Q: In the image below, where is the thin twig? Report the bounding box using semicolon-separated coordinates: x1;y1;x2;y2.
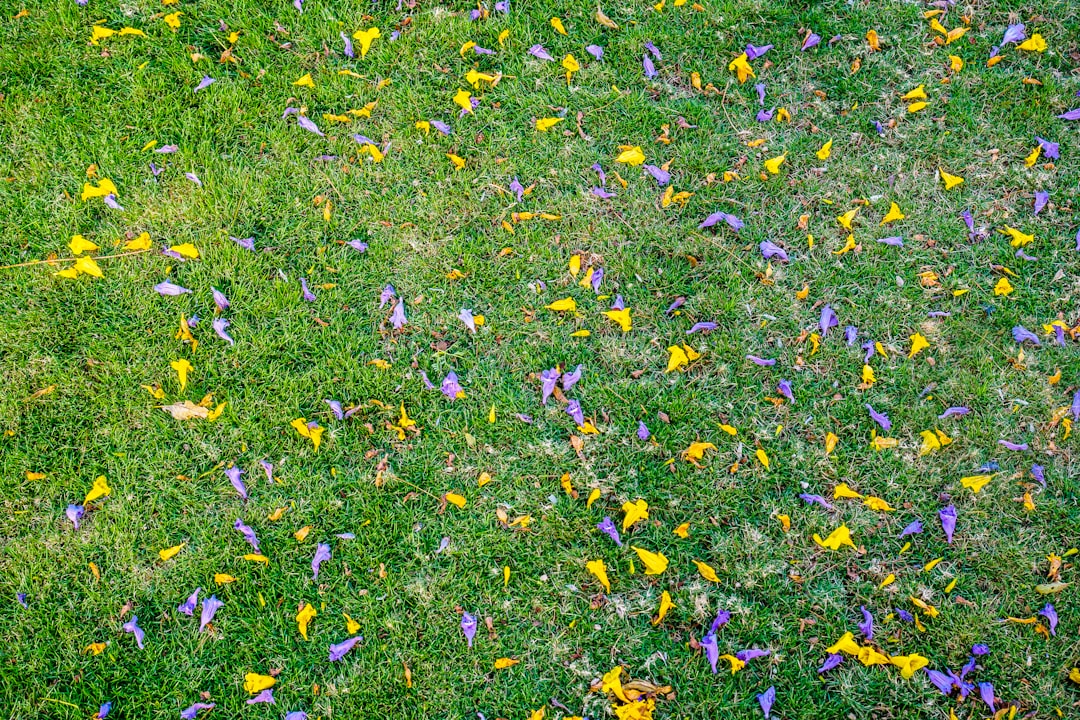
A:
0;249;150;271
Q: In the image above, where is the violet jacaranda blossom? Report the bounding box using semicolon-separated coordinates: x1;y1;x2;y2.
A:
876;236;903;247
801;32;821;50
636;421;650;440
666;297;685;314
643;164;670;185
644;40;661;59
960;655;977;679
591;187;614;199
103;194;124;210
844;326;858;345
122;615;144;649
865;404;892;431
1012;325;1041;345
95;702;111;719
1034;191;1049;215
900;519;923;538
379;284;396;308
16;593;27;608
508;177;524;201
998;439;1028;451
328;635;362;661
858;606;874;639
940;505;957;544
149;161;165;177
259;460;273;485
710;609;731;633
66;504;84;530
746;43;772;60
1001;23;1026;45
972;643;990;656
1035;136;1059;159
184;172;202;187
643;54;657;78
230;235;254;251
540;368;560;404
757;686;776;719
978;682;995;711
586;44;603;60
760;240;788;262
390;299;407;329
755;83;766;105
699;211;744;231
701;631;719;673
226;467;247;500
737;649;770;663
178;588;199;615
1058;108;1080;121
155;145;178;154
210;287;229;312
597;516;622;546
799;494;834;510
939;406;970;419
1039;603;1058;635
819;304;838;336
566;399;585;427
562;364;583;391
747;355;775;366
461;612;477;647
297;115;324;136
925;668;954;695
1031;463;1045;486
527;44;553;61
1074;389;1080;421
212;318;234;346
325;399;344;420
435;537;450;554
441;371;464;400
300;278;317;302
861;340;875;364
199;595;223;632
194;76;215;92
419;370;435;390
312;543;331;580
346;238;368;253
777;380;794;404
591;267;604;292
340;32;355;58
688;322;717;334
234;519;259;551
895;608;914;622
458;308;477;333
180;703;215;720
154;281;191;296
247;689;275;705
818;654;843;673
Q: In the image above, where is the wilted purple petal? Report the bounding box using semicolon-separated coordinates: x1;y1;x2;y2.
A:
978;682;995;710
777;379;794;404
95;702;111;719
757;686;775;719
390;298;407;329
209;287;229;312
562;364;583;391
458;308;477;333
230;235;255;251
760;240;788;261
461;612;477;647
756;108;775;123
699;211;744;232
972;643;990;656
597;516;622;546
233;518;259;551
591;186;614;199
246;689;275;705
701;632;719;673
199;595;223;632
586;44;603;60
895;608;914;622
101;193;124;210
644;41;661;60
818;654;843;673
566;399;585;427
1012;325;1041;345
858;606;874;639
755;83;766;105
802;32;821;50
819;305;838;336
260;460;273;484
925;668;954;695
226;467;247;500
1058;108;1080;121
340;32;355;58
1001;23;1025;45
643;55;656;78
180;704;215;720
1039;603;1058;635
312;543;331;580
328;635;362;661
509;177;524;201
998;439;1029;451
1034;191;1049;215
862;340;875;363
799;493;834;510
710;609;731;633
441;371;465;400
300;278;316;302
736;648;770;662
865;404;891;430
636;421;650;441
325;399;343;420
297;115;325;136
379;284;396;308
940;505;956;544
939;406;970;419
528;44;553;61
844;326;858;345
66;504;84;530
155;144;178;154
591;267;604;293
875;235;903;247
873;120;885;135
122;615;144;649
431;120;452;135
1031;463;1045;486
540;368;560;404
643;164;670;186
211;317;233;345
184;172;202;187
591;164;606;185
745;43;772;60
178;588;199;616
899;519;923;538
194;76;215;92
1035;136;1059;159
149;161;164;177
687;322;717;334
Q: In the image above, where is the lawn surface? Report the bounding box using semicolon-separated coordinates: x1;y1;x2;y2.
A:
1;0;1079;718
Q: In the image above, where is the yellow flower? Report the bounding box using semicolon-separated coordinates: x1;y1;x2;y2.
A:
84;475;111;504
602;307;632;332
863;496;894;512
960;474;993;493
494;657;519;669
652;591;674;625
1017;33;1047;52
546;297;577;312
693;560;720;582
293;73;315;88
833;483;862;499
939;168;964;190
170;359;193;390
550;17;567;35
352;27;381;57
813;524;855;551
727;53;755;83
622;499;649;531
994;277;1014;296
682;442;716;461
535;117;563;132
586;559;611;592
836;208;859;229
763;154;786;174
446;153;466;170
1000;226;1034;247
908;332;929;358
243;673;275;694
163;12;182;30
901;84;927;100
615;146;645;165
632;546;669;575
826;632;861;655
169;243;199;259
69;234;99;255
880;202;905;225
452;88;473;114
81;178;118;201
158;543;185;561
816;139;832;160
123;232;152;251
296;603;317;640
719;654;745;674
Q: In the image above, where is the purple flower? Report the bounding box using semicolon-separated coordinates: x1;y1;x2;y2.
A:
210;287;229;312
458;307;477;333
876;236;903;247
199;595;223;632
230;235;255;251
591;267;604;292
226;467;247;500
756;108;774;123
643;164;670;185
155;145;178;154
150;161;164;177
590;187;613;201
312;543;331;580
644;41;661;60
1012;325;1041;345
586;44;603;60
818;654;843;673
760;240;788;262
562;364;583;391
184;172;202;187
212;317;233;345
802;32;821;51
597;516;623;546
426;119;451;137
328;635;362;661
757;686;775;719
346;238;368;253
699;211;743;232
972;643;990;656
325;399;343;420
745;43;772;60
643;54;656;78
461;612;477;647
865;404;891;431
899;519;923;538
1058;108;1080;121
701;632;719;673
1074;389;1080;421
873;120;885;135
1034;191;1049;215
710;608;731;633
300;278;316;302
379;284;396;308
247;689;275;705
1035;137;1059;159
260;460;273;484
819;305;838;337
122;615;144;649
103;194;124;210
1039;603;1058;635
233;519;259;551
746;355;775;366
95;702;112;719
636;421;650;441
540;368;560;404
178;588;200;616
66;504;84;530
297;115;325;136
566;399;584;427
154;282;191;296
895;608;914;623
844;326;858;345
181;704;215;720
800;493;834;510
978;682;995;710
194;76;215;92
755;83;766;105
939;406;969;419
440;371;464;400
925;668;954;695
940;505;956;544
777;379;794;404
1031;463;1045;486
390;299;407;329
495;0;508;11
858;606;873;639
998;439;1028;451
528;44;553;61
737;648;770;662
688;322;717;334
340;32;355;58
1001;23;1026;45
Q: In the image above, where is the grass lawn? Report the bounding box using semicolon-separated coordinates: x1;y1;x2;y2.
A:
1;0;1079;717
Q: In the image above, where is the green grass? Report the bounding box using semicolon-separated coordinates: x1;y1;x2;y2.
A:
1;0;1079;718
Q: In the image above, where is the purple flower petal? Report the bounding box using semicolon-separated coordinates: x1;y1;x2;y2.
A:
756;108;775;123
340;32;354;58
540;368;560;404
458;307;477;333
687;322;717;334
745;43;773;60
390;298;407;329
755;83;766;105
1034;190;1049;215
181;703;215;720
102;194;124;211
226;467;247;500
998;439;1029;451
211;287;229;312
757;686;775;719
636;421;650;441
527;44;553;61
297;115;325;136
875;236;903;247
300;278;316;302
736;648;770;662
972;643;990;656
379;284;396;308
818;654;843;673
246;689;275;705
938;406;970;419
597;516;623;546
346;238;368;252
233;518;259;551
1031;463;1045;486
819;305;838;337
586;44;603;60
1036;136;1059;159
440;371;464;400
939;505;956;544
844;326;858;345
461;612;477;647
194;76;215;92
701;632;719;673
1001;23;1026;45
122;615;144;649
899;519;923;538
699;211;744;232
230;235;255;251
643;54;656;78
562;364;583;391
212;317;233;345
199;595;223;632
66;504;84;530
184;172;202;187
509;177;524;201
802;32;821;51
178;588;199;616
777;379;794;404
312;543;331;580
865;404;891;431
566;399;585;427
1058;108;1080;121
328;635;362;661
979;682;995;711
710;609;731;633
799;493;834;510
260;460;273;484
760;240;788;261
858;606;874;640
643;164;670;186
1012;325;1041;345
154;281;191;296
431;120;452;135
592;187;613;201
1039;603;1058;635
925;668;954;695
644;41;661;60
